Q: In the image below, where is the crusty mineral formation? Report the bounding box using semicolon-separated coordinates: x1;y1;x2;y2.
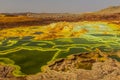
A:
0;64;26;80
47;51;108;72
0;53;120;80
27;59;120;80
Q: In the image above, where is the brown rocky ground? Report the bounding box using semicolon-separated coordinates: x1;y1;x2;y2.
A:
0;51;120;80
47;51;108;72
27;59;120;80
0;58;120;80
0;64;26;80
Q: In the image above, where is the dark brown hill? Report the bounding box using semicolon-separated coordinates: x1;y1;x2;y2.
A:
96;6;120;14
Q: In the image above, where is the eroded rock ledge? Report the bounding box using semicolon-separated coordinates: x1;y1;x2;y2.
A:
0;51;120;80
0;64;26;80
46;51;108;72
27;59;120;80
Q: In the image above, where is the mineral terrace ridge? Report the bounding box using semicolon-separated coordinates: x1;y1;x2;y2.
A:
0;6;120;80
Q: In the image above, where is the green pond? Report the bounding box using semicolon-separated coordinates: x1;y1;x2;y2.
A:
0;22;120;75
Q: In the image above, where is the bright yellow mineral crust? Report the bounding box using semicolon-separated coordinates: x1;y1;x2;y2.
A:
0;21;119;41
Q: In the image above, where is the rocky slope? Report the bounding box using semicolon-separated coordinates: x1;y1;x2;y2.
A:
96;6;120;14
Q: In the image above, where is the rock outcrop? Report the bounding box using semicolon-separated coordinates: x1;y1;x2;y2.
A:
0;64;26;80
0;59;120;80
47;51;108;72
27;59;120;80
